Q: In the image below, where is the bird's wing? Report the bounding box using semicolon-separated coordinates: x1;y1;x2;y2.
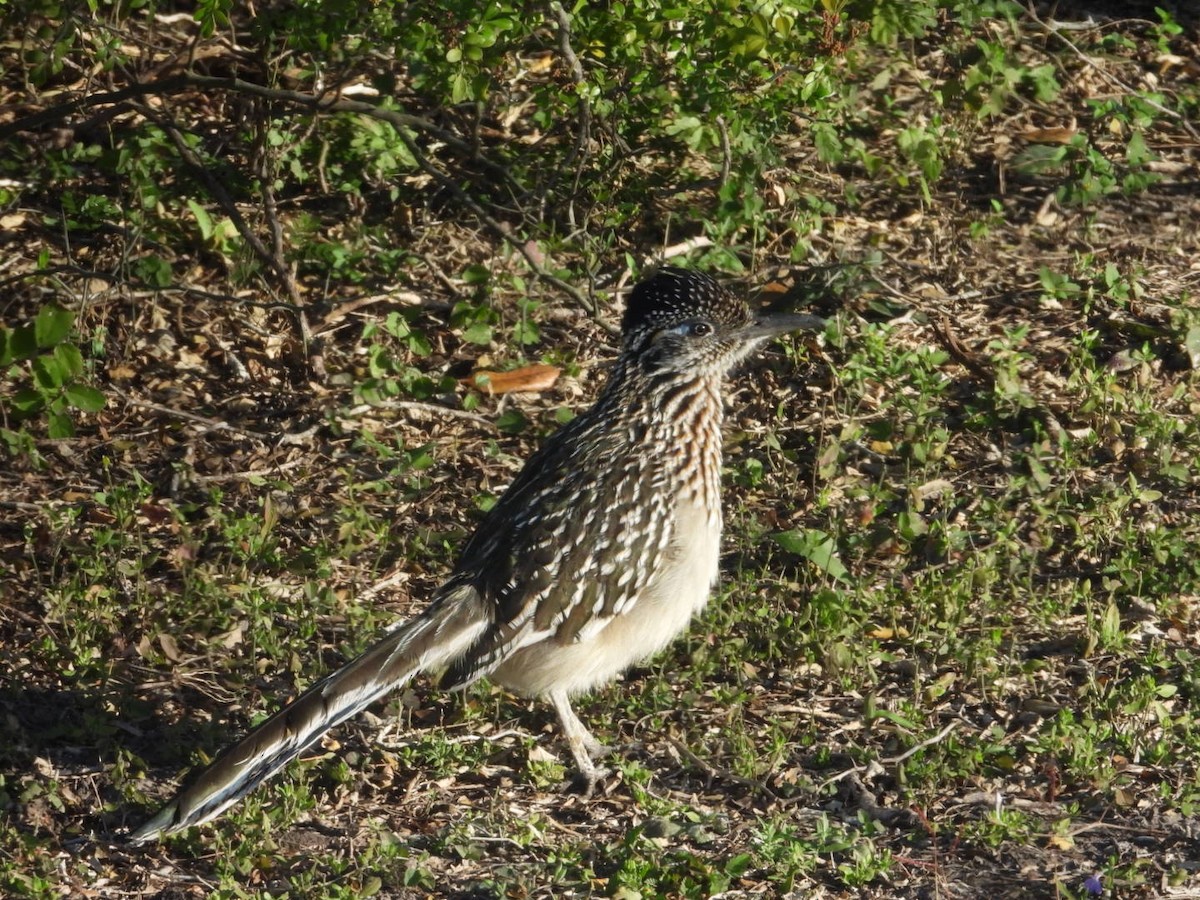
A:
440;421;674;690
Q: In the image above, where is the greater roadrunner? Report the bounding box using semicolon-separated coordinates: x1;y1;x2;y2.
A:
130;267;824;842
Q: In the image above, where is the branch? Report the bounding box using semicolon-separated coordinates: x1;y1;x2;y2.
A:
0;73;513;182
5;69;604;323
549;1;592;228
1023;3;1197;138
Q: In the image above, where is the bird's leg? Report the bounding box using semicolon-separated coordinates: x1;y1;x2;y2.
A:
549;689;611;796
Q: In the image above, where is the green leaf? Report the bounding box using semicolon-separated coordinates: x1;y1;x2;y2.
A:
1183;324;1200;370
64;384;106;412
461;264;491;285
8;325;36;362
134;254;173;288
33;355;65;390
726;853;753;877
773;529;849;581
462;322;493;345
35;306;73;349
10;387;44;414
188;198;215;240
53;343;85;378
1125;130;1151;166
47;411;74;439
496;407;527;434
813;122;842;164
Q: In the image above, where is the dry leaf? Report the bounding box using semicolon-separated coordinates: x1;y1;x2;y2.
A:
469;364;561;395
528;745;558;764
158;632;182;662
1021;126;1077;144
218;623;244;649
525;53;554;74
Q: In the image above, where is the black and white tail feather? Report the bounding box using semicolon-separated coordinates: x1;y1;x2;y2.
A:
129;586;488;843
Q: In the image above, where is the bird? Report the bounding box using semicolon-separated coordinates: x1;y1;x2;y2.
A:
128;266;824;843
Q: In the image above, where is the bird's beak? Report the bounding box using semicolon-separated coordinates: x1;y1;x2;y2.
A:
734;312;826;343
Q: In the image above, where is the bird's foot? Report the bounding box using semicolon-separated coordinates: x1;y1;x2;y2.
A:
569;761;613;799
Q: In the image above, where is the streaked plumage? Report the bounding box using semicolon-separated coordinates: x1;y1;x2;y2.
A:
129;267;823;843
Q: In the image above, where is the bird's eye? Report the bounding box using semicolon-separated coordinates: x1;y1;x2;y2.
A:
663;320;713;339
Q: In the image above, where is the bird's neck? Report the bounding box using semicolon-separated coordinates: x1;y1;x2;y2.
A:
600;364;726;518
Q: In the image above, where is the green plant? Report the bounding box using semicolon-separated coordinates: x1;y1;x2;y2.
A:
0;305;104;443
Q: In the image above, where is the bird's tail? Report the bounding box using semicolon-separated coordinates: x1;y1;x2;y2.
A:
128;585;487;843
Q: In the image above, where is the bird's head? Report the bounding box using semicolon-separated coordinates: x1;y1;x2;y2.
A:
621;267;824;379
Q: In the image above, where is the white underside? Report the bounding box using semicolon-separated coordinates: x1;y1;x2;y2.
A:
492;494;721;698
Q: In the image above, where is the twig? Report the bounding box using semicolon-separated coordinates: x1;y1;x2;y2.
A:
1023;3;1197;138
340;401;493;429
256;123;326;377
5;69;603;325
550;2;592;229
0;73;512;180
354;570;412;607
818;720;961;792
135;99;327;376
386;118;608;325
189;457;309;485
881;720;960;766
133;104;283;285
668;737;782;802
716;115;731;188
113;388;274;441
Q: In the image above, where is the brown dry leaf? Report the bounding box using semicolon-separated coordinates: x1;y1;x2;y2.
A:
1021;126;1077;144
469;364;561;395
217;623;244;649
1035;194;1059;227
867;625;911;640
1;212;26;229
524;52;554;74
913;478;955;501
158;632;183;663
527;744;558;764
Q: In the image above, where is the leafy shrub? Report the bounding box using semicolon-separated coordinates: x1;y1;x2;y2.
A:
0;305;104;444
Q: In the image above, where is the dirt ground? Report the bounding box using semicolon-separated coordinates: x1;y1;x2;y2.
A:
2;2;1200;898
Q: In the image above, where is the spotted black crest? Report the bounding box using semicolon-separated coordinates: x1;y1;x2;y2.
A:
621;267;750;344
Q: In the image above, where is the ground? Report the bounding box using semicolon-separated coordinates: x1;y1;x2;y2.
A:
1;2;1199;898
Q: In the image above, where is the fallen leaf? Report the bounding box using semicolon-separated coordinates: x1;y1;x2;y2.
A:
158;632;182;662
1021;126;1077;144
469;364;561;395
